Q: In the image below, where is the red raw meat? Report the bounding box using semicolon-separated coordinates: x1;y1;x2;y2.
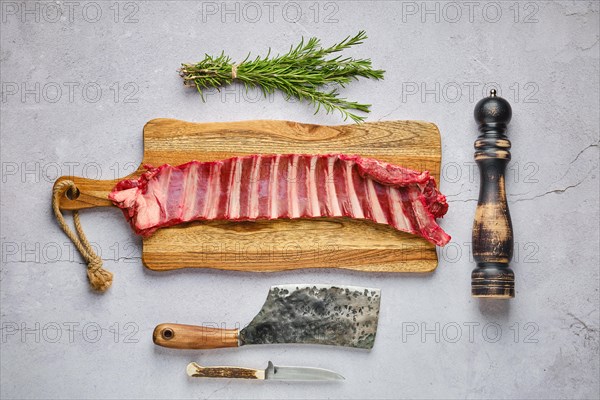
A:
109;154;451;246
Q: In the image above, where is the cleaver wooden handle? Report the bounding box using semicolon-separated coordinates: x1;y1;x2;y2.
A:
153;323;240;349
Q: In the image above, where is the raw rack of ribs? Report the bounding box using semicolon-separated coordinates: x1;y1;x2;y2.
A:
109;154;451;246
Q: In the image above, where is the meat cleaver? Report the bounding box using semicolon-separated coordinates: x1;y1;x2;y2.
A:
153;284;381;350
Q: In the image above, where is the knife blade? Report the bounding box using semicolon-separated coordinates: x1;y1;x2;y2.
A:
154;284;381;350
186;361;344;381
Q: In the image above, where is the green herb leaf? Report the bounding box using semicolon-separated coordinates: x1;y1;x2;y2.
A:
180;31;384;123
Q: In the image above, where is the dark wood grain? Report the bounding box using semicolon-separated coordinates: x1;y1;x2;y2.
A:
471;91;515;298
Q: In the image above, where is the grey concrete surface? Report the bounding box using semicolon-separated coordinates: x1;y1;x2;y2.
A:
1;1;598;399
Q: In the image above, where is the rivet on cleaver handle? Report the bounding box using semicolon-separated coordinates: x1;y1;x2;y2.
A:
153;284;381;350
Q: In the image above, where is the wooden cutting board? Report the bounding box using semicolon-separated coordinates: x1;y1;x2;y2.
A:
54;118;442;273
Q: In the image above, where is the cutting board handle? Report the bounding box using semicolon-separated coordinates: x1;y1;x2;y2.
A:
53;176;121;210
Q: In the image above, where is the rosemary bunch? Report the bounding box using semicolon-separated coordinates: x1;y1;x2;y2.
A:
180;31;385;123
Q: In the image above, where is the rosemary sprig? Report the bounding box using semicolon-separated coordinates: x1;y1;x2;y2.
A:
180;31;385;123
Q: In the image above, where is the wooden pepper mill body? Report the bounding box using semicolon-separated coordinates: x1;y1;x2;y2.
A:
471;89;514;298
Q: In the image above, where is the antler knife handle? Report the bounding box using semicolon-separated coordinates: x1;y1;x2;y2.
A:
471;89;514;298
186;362;264;379
153;323;240;349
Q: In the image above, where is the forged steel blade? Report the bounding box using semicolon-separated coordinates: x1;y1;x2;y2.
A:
265;361;345;381
239;284;381;349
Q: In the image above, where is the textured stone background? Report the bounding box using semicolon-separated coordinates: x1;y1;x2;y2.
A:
1;1;598;399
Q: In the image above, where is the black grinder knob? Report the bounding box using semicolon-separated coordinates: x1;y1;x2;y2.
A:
471;89;515;298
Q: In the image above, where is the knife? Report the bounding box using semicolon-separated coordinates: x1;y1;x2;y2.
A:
154;284;381;350
186;361;344;381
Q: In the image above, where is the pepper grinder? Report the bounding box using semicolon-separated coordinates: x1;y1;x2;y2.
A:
471;89;514;298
